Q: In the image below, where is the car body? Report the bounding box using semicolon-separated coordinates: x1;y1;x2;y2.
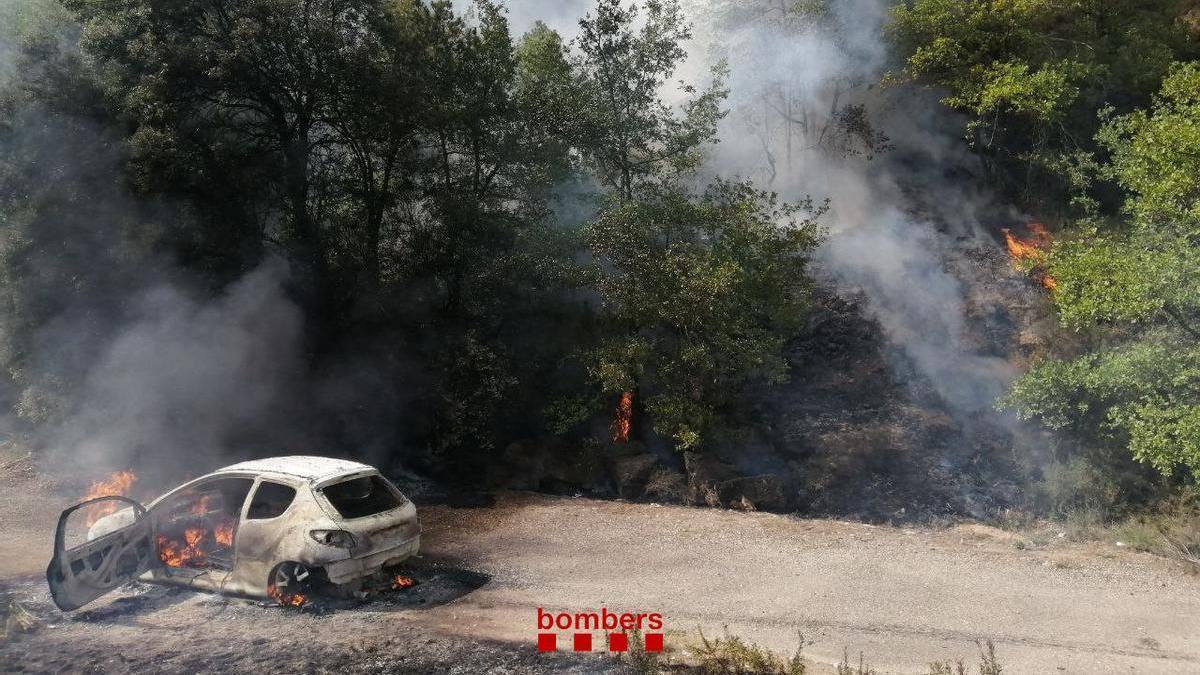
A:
47;456;420;611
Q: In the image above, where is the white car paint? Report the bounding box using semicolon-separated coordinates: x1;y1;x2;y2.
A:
48;456;420;611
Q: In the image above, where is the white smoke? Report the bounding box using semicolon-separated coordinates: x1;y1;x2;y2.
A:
486;0;1019;413
682;0;1018;414
46;261;308;479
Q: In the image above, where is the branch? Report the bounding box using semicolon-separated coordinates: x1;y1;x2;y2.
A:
1164;303;1200;341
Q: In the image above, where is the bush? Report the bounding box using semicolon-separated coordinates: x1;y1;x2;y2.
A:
688;627;806;675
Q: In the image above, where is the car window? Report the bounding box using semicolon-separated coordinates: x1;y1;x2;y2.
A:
158;477;252;522
154;477;251;570
321;475;403;519
247;481;297;520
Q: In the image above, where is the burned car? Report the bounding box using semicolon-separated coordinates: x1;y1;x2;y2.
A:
47;456;420;611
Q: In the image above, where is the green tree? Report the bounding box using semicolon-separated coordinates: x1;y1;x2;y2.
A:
573;0;728;200
1004;63;1200;478
583;181;822;450
383;2;580;457
63;0;407;315
0;14;165;428
888;0;1198;207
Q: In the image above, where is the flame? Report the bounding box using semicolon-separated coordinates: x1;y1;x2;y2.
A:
612;391;634;442
392;575;416;590
267;583;308;607
81;470;138;527
157;518;236;568
214;522;235;547
1002;223;1057;291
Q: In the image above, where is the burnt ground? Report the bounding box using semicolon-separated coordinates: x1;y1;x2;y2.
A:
4;451;1200;674
478;241;1059;525
1;559;615;674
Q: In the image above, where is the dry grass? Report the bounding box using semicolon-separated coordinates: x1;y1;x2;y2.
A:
1;598;39;641
1111;511;1200;572
687;627;806;675
835;649;877;675
617;628;665;675
928;640;1003;675
626;628;1004;675
991;488;1200;573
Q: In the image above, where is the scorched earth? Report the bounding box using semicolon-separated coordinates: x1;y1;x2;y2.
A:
3;450;1200;674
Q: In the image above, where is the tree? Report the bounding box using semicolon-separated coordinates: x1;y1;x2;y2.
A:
888;0;1199;207
382;2;581;457
706;0;891;183
583;181;822;450
64;0;402;317
1004;63;1200;479
573;0;728;200
0;14;166;429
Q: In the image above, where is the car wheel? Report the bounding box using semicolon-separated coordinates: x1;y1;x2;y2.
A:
268;561;313;604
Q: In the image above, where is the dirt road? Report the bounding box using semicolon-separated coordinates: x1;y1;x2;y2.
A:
3;454;1199;673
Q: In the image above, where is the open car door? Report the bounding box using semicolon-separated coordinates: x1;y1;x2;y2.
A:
46;496;155;611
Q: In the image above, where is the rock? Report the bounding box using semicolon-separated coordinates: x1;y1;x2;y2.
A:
488;439;605;492
717;474;790;512
606;443;660;499
642;468;689;503
683;451;739;485
683;451;739;507
540;442;603;489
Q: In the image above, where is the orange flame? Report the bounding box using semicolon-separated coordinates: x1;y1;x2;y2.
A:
392;575;416;590
1002;223;1057;291
214;522;235;548
267;583;308;607
612;391;634;443
81;470;138;527
156;516;236;568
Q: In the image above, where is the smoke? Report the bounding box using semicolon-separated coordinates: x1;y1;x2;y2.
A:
681;0;1021;415
3;0;1034;496
454;0;593;36
0;4;423;487
44;261;307;480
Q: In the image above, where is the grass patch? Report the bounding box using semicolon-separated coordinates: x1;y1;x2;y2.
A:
928;640;1003;675
835;648;876;675
1110;511;1200;572
988;487;1200;572
616;628;664;675
626;627;1004;675
687;627;806;675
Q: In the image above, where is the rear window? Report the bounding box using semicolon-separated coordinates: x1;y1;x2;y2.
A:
321;475;403;519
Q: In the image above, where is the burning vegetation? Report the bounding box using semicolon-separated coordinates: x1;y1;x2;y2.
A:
612;391;634;443
1002;223;1057;291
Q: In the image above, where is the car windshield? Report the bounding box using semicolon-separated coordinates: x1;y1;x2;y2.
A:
320;474;403;519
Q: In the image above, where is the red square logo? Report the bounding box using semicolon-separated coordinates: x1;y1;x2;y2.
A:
608;632;628;652
645;633;664;652
537;633;556;652
573;632;592;652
